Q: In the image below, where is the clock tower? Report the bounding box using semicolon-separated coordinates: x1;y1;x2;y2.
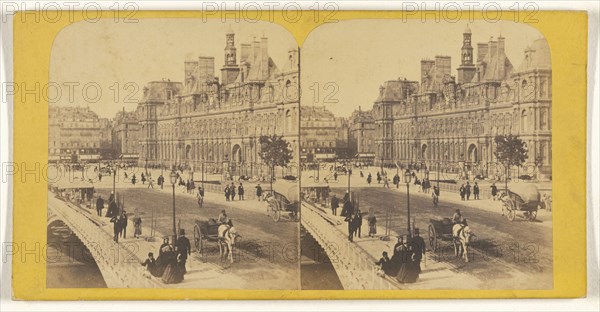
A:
457;24;476;84
221;27;240;85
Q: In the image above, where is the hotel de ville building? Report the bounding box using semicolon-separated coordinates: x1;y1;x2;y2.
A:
372;25;552;180
136;30;300;178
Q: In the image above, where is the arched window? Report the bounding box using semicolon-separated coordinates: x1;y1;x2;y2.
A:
521;109;528;132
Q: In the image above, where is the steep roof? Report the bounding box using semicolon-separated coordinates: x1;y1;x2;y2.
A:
516;38;551;72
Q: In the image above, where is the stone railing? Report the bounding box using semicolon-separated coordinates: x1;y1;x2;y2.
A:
301;203;399;290
48;196;161;288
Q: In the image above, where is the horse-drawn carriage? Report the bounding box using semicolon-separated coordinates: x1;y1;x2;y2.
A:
501;184;541;222
427;218;455;253
192;218;240;263
192;218;219;258
428;217;477;262
266;181;299;222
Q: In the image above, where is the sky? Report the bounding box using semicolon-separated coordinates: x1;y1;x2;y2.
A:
50;19;297;118
300;19;545;118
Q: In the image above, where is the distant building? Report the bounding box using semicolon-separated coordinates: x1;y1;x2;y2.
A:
49;106;112;162
111;108;140;163
299;106;353;161
300;106;338;162
372;25;552;180
136;31;299;178
348;107;376;164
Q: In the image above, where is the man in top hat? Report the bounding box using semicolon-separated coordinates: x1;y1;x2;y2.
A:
175;229;191;274
410;228;426;265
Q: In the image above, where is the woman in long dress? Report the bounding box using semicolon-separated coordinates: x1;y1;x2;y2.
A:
161;252;184;284
395;238;420;283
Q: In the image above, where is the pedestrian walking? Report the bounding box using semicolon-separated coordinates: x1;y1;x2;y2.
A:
367;173;372;185
383;175;390;188
158;174;164;189
95;195;104;216
224;185;230;201
459;184;466;201
148;177;155;189
393;174;399;188
473;182;480;200
133;216;142;238
196;186;204;208
98;172;102;182
175;229;191;275
256;184;263;201
141;173;146;185
330;194;339;216
119;211;128;239
238;183;244;200
377;172;382;184
368;208;377;238
465;182;472;200
490;183;498;200
230;182;236;201
334;172;338;181
132;174;137;185
110;214;122;242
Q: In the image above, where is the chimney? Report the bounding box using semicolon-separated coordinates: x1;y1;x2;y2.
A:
420;59;435;85
477;43;488;62
261;36;269;80
497;35;505;55
252;38;260;64
434;55;451;90
240;43;251;62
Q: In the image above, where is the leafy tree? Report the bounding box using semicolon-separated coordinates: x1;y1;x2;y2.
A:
494;134;528;191
258;135;293;191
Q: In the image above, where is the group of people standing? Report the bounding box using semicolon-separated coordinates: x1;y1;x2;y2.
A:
224;182;245;201
375;229;426;284
459;181;480;200
330;192;377;242
140;229;191;284
95;192;137;243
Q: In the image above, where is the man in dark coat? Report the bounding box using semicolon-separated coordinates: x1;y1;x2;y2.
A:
236;183;243;200
410;228;426;272
119;211;128;239
95;196;104;216
110;214;122;242
473;182;480;200
465;182;472;200
256;184;263;201
175;229;191;274
340;197;352;219
330;194;340;216
106;199;118;218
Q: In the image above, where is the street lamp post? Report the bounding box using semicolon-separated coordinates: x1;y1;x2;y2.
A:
437;161;440;190
169;171;178;245
403;169;413;238
347;162;351;195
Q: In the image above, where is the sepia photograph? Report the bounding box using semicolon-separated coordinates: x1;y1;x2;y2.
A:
46;19;300;289
299;20;553;290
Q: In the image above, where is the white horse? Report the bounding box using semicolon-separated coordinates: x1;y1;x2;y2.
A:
218;225;241;263
452;223;476;262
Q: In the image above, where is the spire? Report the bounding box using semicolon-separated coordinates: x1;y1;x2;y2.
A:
464;23;471;34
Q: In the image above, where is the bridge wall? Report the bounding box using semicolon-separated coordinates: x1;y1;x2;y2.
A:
301;203;398;290
48;196;161;288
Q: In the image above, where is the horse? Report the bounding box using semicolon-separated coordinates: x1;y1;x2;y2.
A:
452;223;476;262
218;224;241;263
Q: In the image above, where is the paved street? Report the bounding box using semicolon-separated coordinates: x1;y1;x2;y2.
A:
94;186;299;289
327;186;553;289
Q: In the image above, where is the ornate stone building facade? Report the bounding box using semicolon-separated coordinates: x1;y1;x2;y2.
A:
49;106;112;162
373;26;552;179
348;107;376;164
111;109;140;163
300;106;339;161
137;31;299;178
